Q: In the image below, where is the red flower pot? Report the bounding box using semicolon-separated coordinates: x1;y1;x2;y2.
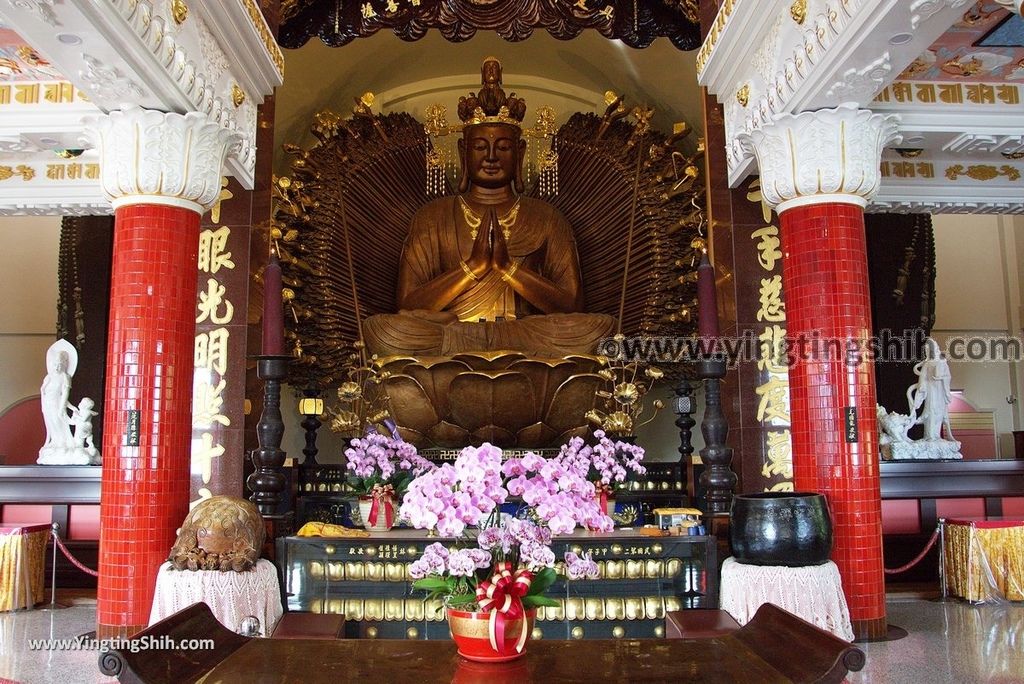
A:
447;607;536;663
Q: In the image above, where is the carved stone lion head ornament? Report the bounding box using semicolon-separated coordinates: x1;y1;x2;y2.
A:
168;496;265;572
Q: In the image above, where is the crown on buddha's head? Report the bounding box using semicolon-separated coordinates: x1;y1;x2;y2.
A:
456;57;527;128
423;57;559;196
425;58;555;140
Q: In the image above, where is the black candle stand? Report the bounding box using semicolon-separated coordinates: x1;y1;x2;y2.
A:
247;354;291;516
696;356;737;516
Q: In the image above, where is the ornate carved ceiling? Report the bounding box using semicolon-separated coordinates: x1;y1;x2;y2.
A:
900;5;1024;82
872;2;1024;214
0;0;282;215
698;0;1024;214
278;0;700;50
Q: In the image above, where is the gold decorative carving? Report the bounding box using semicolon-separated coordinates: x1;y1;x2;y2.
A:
570;626;584;639
232;84;245;108
240;0;284;77
696;0;737;74
170;0;188;24
364;599;385;621
612;625;625;638
790;0;807;24
1002;151;1024;160
895;149;923;158
736;84;750;107
386;599;405;621
406;601;425;621
624;597;645;620
0;165;35;181
945;164;1021;182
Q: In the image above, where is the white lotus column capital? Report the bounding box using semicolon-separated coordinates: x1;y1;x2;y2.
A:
738;103;902;213
83;106;241;213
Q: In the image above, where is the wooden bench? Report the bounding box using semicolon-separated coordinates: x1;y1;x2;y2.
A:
271;612;346;639
665;608;740;639
101;602;866;683
717;603;865;683
98;602;248;684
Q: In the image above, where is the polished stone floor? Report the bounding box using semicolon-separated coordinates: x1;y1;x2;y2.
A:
0;591;1021;682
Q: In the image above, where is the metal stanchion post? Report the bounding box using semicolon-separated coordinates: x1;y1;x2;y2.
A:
40;522;69;610
938;517;949;601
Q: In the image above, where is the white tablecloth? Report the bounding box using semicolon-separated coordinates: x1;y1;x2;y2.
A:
720;557;854;641
149;559;283;636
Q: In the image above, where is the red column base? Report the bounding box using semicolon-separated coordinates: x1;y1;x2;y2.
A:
853;616;890;641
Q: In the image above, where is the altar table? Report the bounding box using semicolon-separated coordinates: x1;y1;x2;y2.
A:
719;557;854;641
277;529;717;639
0;523;49;611
943;517;1024;602
148;559;283;636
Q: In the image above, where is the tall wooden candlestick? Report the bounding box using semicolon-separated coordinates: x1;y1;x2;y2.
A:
262;250;285;356
697;358;736;515
248;356;289;517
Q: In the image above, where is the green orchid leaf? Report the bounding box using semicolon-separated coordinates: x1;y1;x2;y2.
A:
447;594;477;607
527;567;557;596
412;577;450;592
521;595;560;608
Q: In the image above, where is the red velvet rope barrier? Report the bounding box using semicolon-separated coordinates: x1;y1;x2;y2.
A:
883;527;940;575
52;532;99;577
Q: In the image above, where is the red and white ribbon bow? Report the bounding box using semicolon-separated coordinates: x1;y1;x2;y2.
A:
367;483;395;528
475;562;534;655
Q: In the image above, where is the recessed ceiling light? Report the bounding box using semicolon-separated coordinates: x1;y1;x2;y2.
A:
889;33;913;45
56;33;81;45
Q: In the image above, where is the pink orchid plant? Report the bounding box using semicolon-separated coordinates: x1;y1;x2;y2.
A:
562;430;647;486
400;440;633;612
343;432;435;496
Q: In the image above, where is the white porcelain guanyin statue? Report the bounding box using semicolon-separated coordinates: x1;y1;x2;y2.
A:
880;337;961;461
907;337;954;441
37;339;100;465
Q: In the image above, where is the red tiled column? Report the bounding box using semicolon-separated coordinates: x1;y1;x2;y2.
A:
97;203;200;637
777;201;885;639
740;104;901;640
85;107;239;639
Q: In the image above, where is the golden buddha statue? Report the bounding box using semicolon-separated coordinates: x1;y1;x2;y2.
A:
362;58;616;359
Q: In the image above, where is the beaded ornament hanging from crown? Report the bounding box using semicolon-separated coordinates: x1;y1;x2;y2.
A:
424;57;558;197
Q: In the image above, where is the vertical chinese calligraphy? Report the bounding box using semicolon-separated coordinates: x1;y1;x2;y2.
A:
747;179;793;492
191;219;236;508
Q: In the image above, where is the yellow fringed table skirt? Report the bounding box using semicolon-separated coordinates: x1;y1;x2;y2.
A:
0;524;49;611
943;518;1024;602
